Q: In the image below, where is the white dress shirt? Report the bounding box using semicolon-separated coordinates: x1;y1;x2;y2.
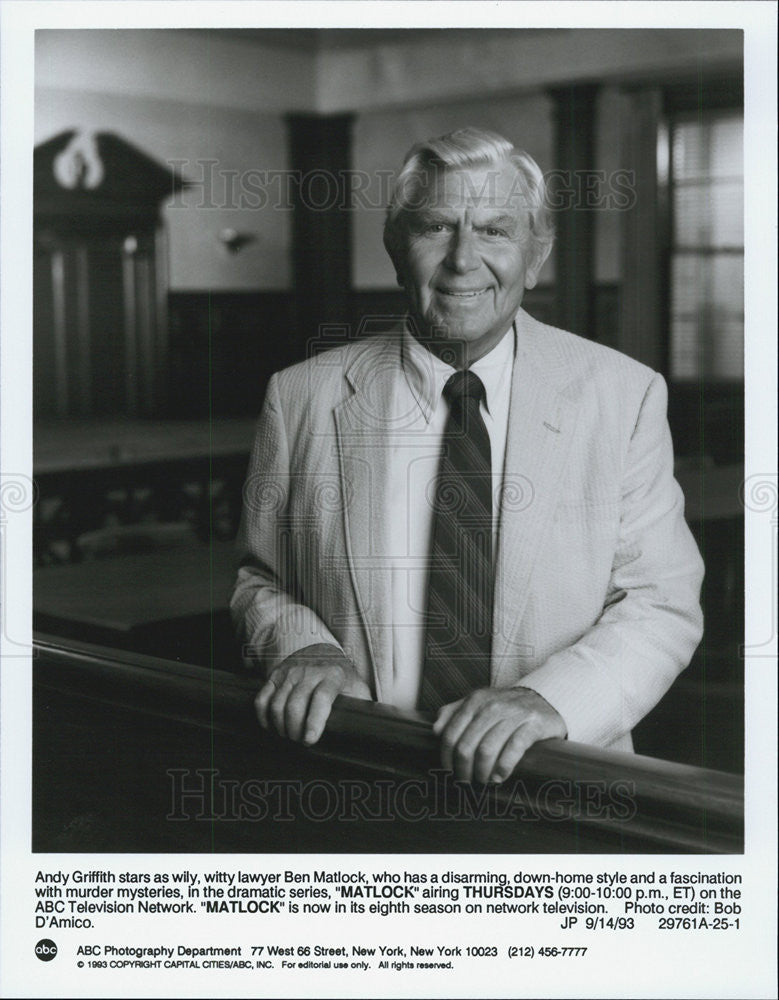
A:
387;324;516;709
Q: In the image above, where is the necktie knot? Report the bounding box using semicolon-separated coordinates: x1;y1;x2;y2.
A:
443;370;485;408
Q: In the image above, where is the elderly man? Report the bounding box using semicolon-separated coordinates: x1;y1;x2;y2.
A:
231;127;704;784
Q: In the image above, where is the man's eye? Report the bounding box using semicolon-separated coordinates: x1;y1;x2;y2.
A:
483;227;506;237
425;223;449;234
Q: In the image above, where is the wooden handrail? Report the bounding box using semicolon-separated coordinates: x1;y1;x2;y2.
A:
33;633;743;853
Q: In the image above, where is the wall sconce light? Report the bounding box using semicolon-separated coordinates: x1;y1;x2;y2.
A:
217;228;257;254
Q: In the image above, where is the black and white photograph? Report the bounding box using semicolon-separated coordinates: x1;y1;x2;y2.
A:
1;3;776;998
28;21;745;853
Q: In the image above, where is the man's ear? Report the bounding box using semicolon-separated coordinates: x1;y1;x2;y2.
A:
524;240;553;291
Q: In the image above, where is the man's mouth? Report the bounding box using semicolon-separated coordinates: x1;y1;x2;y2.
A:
437;287;490;298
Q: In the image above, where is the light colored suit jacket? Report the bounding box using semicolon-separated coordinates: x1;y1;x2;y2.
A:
231;309;704;752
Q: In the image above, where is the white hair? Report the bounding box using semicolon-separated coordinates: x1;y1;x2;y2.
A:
383;126;554;259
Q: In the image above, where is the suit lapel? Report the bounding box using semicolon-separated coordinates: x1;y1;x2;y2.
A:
492;312;580;685
332;336;399;702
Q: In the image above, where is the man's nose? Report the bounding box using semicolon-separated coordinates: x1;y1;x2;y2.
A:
445;227;480;273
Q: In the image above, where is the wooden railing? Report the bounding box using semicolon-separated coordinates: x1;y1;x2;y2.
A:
33;634;743;854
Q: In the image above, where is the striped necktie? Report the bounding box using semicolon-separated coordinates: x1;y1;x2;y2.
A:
419;370;493;711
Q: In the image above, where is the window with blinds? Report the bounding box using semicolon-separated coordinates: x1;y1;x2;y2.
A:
668;113;743;381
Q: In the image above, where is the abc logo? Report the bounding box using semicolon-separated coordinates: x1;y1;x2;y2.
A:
35;939;58;961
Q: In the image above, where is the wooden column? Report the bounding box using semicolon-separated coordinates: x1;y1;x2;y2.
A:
286;114;354;349
549;84;598;338
617;87;665;371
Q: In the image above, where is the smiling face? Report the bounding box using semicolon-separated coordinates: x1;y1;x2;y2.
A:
390;161;551;366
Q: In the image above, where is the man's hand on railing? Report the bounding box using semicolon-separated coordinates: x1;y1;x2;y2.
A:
255;644;371;746
433;686;567;784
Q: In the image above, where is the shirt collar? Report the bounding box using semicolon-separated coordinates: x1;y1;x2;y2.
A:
401;320;516;423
